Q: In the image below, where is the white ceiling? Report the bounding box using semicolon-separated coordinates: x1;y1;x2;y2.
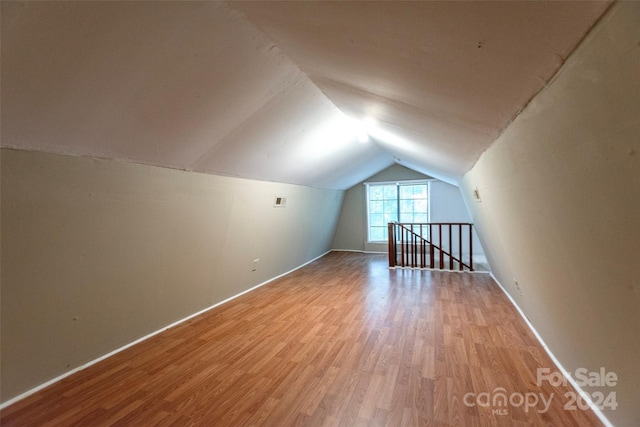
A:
1;1;610;189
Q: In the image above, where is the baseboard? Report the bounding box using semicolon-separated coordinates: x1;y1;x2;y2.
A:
391;266;490;274
0;250;332;410
331;248;387;254
489;272;614;427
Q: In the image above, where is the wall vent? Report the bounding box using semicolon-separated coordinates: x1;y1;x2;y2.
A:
274;196;287;207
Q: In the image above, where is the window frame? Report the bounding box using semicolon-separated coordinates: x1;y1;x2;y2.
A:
364;179;431;243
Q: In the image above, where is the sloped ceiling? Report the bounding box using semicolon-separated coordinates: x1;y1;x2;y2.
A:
1;1;610;189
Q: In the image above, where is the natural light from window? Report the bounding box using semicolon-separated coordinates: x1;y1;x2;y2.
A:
366;181;429;242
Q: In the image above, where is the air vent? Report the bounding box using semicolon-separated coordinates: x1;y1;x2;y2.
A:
274;196;287;207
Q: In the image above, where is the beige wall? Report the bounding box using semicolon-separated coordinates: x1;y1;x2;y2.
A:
460;3;640;426
0;148;343;402
430;179;485;262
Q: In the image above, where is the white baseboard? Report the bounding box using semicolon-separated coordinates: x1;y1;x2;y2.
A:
489;272;614;427
0;250;331;410
391;266;490;274
331;248;387;254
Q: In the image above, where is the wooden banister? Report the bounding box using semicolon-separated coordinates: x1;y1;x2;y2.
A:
388;222;475;271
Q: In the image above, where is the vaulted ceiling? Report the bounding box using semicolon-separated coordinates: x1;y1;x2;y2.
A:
1;1;610;189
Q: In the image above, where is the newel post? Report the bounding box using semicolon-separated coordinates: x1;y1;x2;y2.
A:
388;222;396;268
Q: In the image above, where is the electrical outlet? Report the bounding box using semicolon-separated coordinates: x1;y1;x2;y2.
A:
252;258;259;272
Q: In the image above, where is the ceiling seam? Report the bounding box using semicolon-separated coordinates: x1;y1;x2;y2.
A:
464;0;617;179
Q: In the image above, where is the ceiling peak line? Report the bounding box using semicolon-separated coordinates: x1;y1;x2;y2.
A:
311;75;501;137
187;68;307;169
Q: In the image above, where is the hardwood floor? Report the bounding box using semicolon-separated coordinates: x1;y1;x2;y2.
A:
1;252;603;426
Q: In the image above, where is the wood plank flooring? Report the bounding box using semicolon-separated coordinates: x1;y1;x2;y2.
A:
1;252;603;426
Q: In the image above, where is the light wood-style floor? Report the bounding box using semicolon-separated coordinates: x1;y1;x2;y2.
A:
1;252;602;426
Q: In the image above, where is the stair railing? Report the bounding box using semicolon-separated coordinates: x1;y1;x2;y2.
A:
388;222;474;271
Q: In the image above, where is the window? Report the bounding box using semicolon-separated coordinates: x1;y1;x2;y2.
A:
366;181;429;242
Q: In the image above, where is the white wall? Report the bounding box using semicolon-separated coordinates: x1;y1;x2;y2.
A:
0;148;343;403
460;3;640;425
